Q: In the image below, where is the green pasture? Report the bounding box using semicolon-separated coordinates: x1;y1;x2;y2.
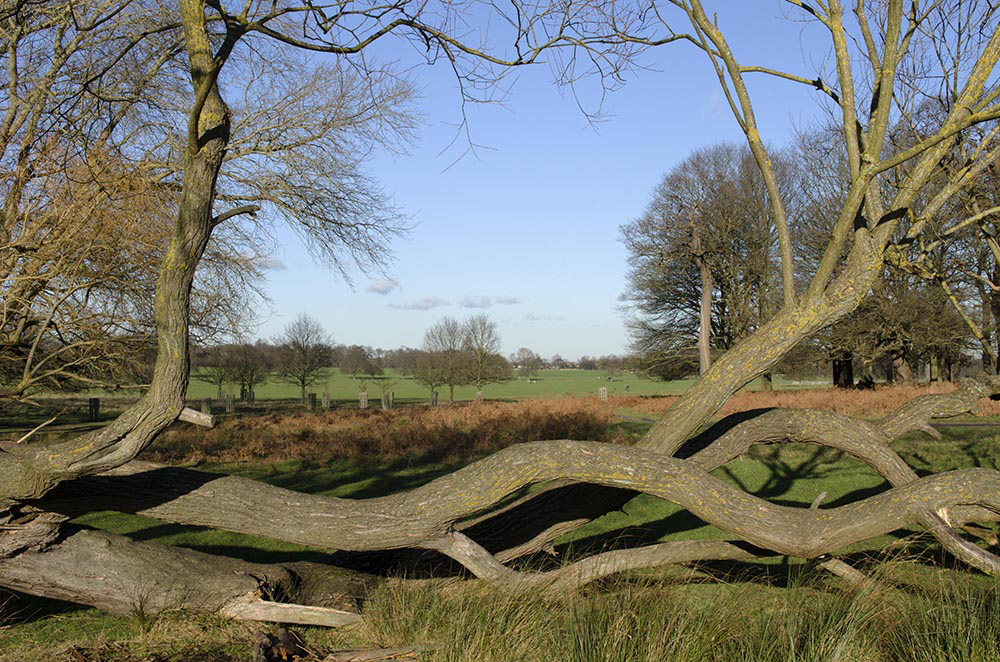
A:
0;369;825;442
184;368;831;403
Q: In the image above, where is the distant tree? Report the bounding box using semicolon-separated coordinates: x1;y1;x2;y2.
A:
423;317;469;403
194;345;234;399
549;354;567;369
598;355;626;381
512;347;543;378
413;350;446;399
275;315;332;403
230;341;273;402
830;282;972;385
340;345;378;379
462;314;513;393
387;347;420;376
621;143;787;379
793;125;974;387
578;356;598;371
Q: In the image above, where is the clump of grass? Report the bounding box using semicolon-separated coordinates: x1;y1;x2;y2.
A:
875;563;1000;662
145;398;626;465
0;605;257;661
6;560;1000;660
356;558;1000;662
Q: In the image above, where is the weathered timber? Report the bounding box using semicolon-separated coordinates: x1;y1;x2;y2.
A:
0;525;294;617
222;598;363;627
179;406;215;427
0;523;375;622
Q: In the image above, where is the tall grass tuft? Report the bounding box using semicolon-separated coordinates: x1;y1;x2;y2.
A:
879;564;1000;662
356;559;1000;662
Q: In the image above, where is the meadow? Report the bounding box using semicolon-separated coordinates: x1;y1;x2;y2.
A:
183;368;828;404
3;384;1000;660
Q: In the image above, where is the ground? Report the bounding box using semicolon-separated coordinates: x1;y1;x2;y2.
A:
2;380;999;660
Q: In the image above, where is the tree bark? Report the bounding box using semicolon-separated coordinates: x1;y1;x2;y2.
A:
893;356;913;383
34;430;1000;572
833;356;854;388
694;254;713;376
0;524;372;622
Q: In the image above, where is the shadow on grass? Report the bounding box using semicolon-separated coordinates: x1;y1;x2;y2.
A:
0;588;88;626
256;458;473;499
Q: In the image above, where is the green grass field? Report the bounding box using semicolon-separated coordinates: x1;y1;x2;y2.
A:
184;368;831;403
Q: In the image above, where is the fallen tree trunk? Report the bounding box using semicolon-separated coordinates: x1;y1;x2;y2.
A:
464;376;1000;562
33;440;1000;570
0;502;374;623
0;523;371;624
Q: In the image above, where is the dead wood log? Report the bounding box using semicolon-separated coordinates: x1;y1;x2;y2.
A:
0;523;373;625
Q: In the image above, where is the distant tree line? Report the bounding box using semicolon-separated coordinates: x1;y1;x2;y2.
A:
192;313;636;403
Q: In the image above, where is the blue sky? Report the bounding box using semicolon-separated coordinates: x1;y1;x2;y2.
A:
253;2;829;360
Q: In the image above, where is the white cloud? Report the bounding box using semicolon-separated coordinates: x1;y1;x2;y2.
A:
459;295;493;309
389;296;448;311
258;256;287;271
495;296;521;305
524;313;565;322
367;278;400;295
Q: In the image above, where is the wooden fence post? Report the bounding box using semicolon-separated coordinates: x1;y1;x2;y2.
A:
599;387;608;401
88;398;100;422
308;393;317;411
225;394;235;413
201;398;212;415
359;392;368;409
322;390;330;410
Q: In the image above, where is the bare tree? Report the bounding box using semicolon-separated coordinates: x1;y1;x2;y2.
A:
339;345;379;379
512;347;543;378
230;341;273;403
413;349;447;400
423;316;469;403
0;2;269;402
622;143;785;380
462;314;512;393
274;315;332;403
193;345;234;399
